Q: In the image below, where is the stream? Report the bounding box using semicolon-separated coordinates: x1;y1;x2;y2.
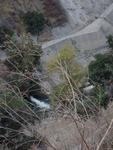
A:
30;96;50;109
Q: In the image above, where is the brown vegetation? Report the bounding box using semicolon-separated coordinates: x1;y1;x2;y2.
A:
0;0;67;34
43;0;67;26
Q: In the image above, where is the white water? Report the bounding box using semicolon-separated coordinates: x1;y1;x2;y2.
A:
30;96;50;109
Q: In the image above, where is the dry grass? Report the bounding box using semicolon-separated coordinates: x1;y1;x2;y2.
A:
21;53;113;150
22;102;113;150
0;34;113;150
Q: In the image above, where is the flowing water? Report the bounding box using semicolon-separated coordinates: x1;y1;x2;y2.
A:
30;96;50;109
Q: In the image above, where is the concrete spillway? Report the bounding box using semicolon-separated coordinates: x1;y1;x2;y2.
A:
41;2;113;66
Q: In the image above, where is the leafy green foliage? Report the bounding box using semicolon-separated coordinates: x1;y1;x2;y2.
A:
0;26;14;46
107;34;113;50
47;45;75;71
48;45;87;107
89;37;113;108
22;11;46;35
48;45;86;86
89;53;113;108
89;54;113;84
5;34;42;73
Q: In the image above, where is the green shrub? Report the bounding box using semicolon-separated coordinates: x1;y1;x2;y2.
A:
22;11;46;35
47;45;86;87
5;34;42;73
89;54;113;84
107;34;113;50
